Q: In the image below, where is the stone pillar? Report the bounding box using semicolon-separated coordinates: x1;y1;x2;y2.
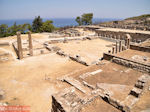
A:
112;35;114;39
110;34;112;39
115;41;118;53
28;31;33;56
126;34;131;49
112;47;115;54
119;41;122;52
17;32;23;59
122;45;127;51
118;35;120;40
127;38;129;49
122;45;124;51
114;35;116;40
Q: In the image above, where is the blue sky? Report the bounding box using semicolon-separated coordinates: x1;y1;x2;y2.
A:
0;0;150;20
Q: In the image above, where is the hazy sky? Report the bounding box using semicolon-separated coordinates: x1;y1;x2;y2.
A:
0;0;150;20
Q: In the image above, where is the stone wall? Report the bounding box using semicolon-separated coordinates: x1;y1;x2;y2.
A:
112;57;150;73
103;53;150;73
99;23;150;31
130;45;150;52
96;30;150;42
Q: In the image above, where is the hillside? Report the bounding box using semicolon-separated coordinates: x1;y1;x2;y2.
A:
125;14;150;20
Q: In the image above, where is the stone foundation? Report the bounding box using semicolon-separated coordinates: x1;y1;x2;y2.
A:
112;57;150;73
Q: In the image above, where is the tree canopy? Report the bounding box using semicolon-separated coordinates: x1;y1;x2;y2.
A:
0;24;8;37
75;17;82;26
41;20;55;32
0;16;56;38
32;16;43;32
75;13;93;26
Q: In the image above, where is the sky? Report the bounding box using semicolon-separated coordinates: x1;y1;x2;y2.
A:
0;0;150;20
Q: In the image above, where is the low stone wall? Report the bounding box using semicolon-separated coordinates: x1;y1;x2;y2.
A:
122;75;149;112
130;44;150;52
69;56;89;66
0;42;10;46
46;45;61;52
103;95;124;111
103;53;150;73
103;53;115;60
112;57;150;73
56;50;90;66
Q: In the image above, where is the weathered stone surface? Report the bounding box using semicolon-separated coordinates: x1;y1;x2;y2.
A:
130;87;143;97
69;55;89;66
56;50;68;57
46;45;61;52
112;57;150;73
51;87;84;112
63;77;91;94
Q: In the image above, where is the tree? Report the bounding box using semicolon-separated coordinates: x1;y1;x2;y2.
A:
0;24;8;37
11;22;18;35
75;13;93;25
6;22;19;36
19;24;30;33
27;24;32;31
32;16;43;32
0;16;57;38
75;16;82;26
41;20;55;32
81;13;93;25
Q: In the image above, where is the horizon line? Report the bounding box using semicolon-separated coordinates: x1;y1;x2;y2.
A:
0;17;124;21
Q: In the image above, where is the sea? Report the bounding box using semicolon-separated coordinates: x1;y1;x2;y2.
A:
0;18;120;27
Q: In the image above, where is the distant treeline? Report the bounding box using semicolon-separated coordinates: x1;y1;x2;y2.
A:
0;16;56;38
0;13;94;38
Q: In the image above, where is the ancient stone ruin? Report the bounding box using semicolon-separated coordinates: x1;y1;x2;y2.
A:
0;25;150;112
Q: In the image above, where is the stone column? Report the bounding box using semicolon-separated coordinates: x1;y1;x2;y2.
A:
110;34;112;39
119;41;122;52
127;38;129;49
115;41;118;53
28;31;33;56
112;47;115;54
122;45;124;51
126;34;131;49
17;32;23;59
112;35;114;39
118;35;120;40
114;35;116;40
